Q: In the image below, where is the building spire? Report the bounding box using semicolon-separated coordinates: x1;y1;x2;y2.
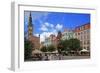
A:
28;12;33;38
29;12;32;26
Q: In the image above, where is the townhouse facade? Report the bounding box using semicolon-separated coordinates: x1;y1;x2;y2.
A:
42;23;90;51
74;23;90;51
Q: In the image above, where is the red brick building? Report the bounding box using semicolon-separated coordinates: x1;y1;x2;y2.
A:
28;12;40;50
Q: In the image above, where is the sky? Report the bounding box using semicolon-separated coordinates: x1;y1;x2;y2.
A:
24;11;90;42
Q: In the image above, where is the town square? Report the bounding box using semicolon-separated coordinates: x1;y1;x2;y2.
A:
24;11;90;61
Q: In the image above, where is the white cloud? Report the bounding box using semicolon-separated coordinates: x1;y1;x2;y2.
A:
24;11;50;27
52;29;57;36
40;32;52;42
45;22;50;27
40;32;46;42
55;24;63;30
44;22;54;28
40;23;64;42
40;24;48;31
40;22;55;32
50;24;54;28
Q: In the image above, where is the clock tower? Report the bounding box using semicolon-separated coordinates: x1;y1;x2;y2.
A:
28;12;33;38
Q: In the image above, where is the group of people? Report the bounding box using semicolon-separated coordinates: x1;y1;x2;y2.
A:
32;53;63;61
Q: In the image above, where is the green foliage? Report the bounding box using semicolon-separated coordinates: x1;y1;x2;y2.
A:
60;39;70;51
57;38;82;54
68;38;82;51
40;46;47;52
57;39;69;54
41;45;56;52
47;45;56;52
24;39;33;60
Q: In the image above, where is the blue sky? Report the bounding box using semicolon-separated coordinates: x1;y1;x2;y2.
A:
24;11;90;42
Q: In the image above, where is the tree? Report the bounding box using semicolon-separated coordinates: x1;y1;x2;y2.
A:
24;39;33;60
56;39;69;56
68;38;82;53
60;39;70;51
40;46;47;52
47;45;56;52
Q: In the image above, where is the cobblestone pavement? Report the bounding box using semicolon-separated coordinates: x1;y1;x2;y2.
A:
50;56;90;60
25;56;90;61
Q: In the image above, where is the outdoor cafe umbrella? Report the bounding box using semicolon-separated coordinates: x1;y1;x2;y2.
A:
80;49;89;55
80;49;88;52
32;49;42;54
45;50;58;54
52;50;58;53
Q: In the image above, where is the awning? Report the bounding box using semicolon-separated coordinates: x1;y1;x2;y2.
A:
80;49;89;52
32;49;42;54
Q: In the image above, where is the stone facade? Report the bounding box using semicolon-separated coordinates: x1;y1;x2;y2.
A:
74;23;90;51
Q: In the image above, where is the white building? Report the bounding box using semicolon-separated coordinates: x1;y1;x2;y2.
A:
43;37;51;47
62;29;74;40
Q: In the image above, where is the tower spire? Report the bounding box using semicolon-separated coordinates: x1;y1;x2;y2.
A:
28;12;33;38
29;12;32;26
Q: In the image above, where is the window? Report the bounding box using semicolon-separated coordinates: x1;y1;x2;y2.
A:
84;36;86;39
87;40;90;44
78;32;80;35
87;46;90;50
80;41;82;44
84;41;86;45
